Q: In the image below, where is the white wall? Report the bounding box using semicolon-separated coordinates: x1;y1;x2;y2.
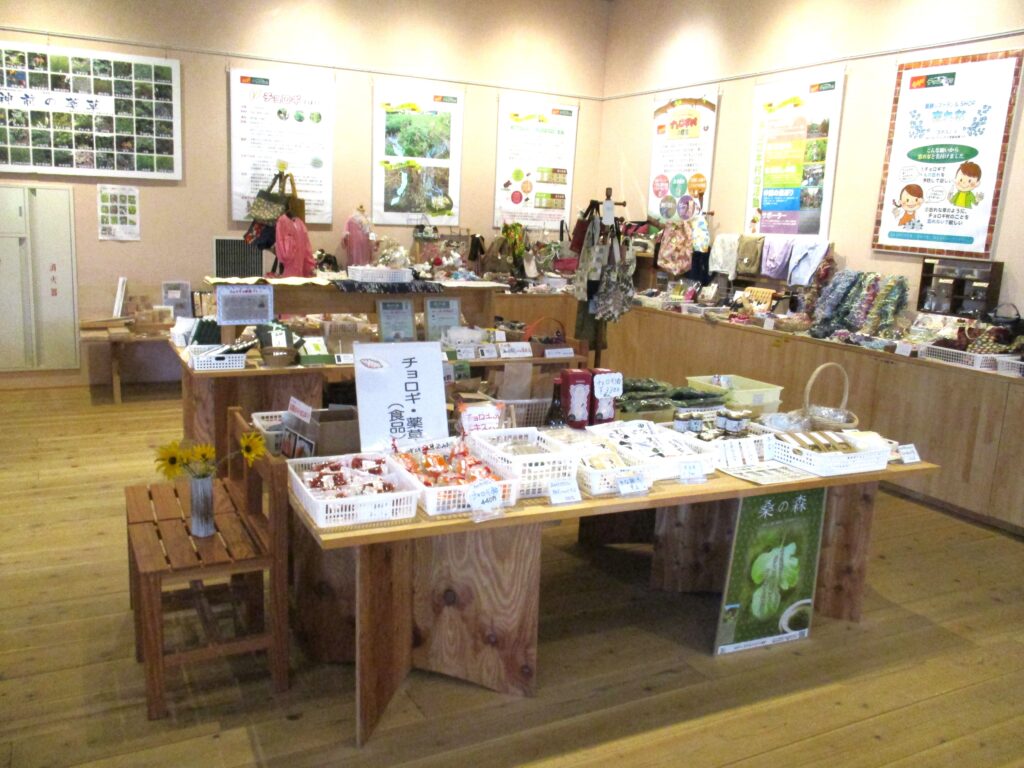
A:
599;0;1024;308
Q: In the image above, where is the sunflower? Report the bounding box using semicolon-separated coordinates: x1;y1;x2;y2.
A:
155;440;186;480
238;431;267;467
189;443;216;464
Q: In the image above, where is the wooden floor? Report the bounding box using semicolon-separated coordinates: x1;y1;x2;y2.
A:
2;386;1024;768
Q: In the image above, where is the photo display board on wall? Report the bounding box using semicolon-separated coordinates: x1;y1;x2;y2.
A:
493;93;579;228
744;67;845;237
229;67;335;224
371;79;464;226
872;50;1023;259
0;42;182;179
648;89;719;222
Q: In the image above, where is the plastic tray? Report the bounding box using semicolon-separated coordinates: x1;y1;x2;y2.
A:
686;374;783;407
678;423;775;468
187;345;248;371
920;344;1015;371
996;357;1024;377
347;265;413;283
251;411;285;455
287;454;419;529
505;397;553;428
391;437;519;517
766;436;889;477
468;428;578;498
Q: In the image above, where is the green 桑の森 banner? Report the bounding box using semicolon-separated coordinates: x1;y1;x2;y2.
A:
714;488;826;655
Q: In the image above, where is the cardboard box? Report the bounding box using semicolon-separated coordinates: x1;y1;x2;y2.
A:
281;405;360;457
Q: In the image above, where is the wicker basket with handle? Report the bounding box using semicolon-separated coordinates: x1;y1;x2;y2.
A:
803;362;859;430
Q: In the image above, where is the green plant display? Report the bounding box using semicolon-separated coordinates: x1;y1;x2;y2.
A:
750;540;799;619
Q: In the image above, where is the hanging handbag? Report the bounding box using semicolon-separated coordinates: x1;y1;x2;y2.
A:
656;220;693;276
736;234;766;276
553;219;580;274
595;228;635;322
284;173;305;221
247;172;289;224
244;219;276;250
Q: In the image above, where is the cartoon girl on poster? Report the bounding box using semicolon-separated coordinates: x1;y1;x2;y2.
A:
892;183;924;229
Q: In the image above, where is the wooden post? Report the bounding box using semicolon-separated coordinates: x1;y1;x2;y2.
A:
815;481;878;621
140;573;166;719
651;500;738;593
411;525;541;697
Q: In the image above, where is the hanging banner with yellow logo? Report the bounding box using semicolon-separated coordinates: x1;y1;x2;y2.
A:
648;89;719;221
745;67;845;237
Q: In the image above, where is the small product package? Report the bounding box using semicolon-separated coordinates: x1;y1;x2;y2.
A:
560;369;593;429
589;367;617;425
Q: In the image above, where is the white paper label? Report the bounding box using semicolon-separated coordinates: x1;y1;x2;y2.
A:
455;345;476;360
678;458;707;483
465;480;501;511
493;330;507;342
548;477;582;505
592;372;624;399
460;403;503;433
287;397;313;424
895;342;913;357
739;441;760;465
499;341;534;358
544;347;575;359
478;344;499;359
442;362;455;383
271;329;288;348
763;317;776;331
616;470;649;496
898;444;921;464
334;353;354;365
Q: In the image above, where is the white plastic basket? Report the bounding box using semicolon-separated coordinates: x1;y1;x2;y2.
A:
505;397;553;428
287;454;419;529
391;437;519;517
677;423;775;468
920;344;1015;371
468;428;578;498
347;265;414;283
187;345;248;371
251;411;285;455
577;461;654;497
995;357;1024;377
766;436;889;477
586;420;716;482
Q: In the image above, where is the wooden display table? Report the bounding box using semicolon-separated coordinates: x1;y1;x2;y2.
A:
80;327;171;404
290;460;935;745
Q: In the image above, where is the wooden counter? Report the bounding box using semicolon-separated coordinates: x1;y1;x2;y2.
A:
603;307;1024;533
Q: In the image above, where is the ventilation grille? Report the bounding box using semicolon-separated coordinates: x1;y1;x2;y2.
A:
214;237;263;278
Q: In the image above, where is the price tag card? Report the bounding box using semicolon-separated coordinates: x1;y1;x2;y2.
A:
442;362;455;384
544;347;575;359
492;330;507;342
287;397;313;424
895;342;913;357
455;345;476;361
478;343;499;359
271;329;288;348
548;477;582;505
720;440;746;469
898;444;921;464
763;317;776;331
333;353;354;365
499;341;534;359
592;371;624;399
465;480;502;518
616;470;650;496
739;441;760;466
678;458;708;484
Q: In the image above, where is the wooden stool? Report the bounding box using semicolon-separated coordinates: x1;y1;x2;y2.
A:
126;410;289;719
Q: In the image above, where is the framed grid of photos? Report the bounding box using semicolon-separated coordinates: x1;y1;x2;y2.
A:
0;42;182;179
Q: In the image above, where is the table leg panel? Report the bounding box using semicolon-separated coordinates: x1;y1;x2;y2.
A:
412;524;541;697
816;481;877;622
578;509;655;546
356;540;413;747
651;500;738;593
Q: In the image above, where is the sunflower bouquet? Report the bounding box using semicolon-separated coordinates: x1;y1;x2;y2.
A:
155;432;267;480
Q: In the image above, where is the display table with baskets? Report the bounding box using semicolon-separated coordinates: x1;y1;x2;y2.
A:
287;458;934;746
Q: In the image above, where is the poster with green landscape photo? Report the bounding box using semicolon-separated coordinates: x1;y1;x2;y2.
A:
0;41;181;179
714;488;826;655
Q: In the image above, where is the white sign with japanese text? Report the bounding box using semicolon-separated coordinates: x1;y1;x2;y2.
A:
353;341;449;450
229;67;335;224
0;42;182;179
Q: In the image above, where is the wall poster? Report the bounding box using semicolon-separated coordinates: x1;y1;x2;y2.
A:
229;67;335;224
372;79;464;226
714;488;826;655
648;88;719;221
0;42;181;179
872;50;1023;259
97;184;140;240
493;93;579;228
745;67;845;237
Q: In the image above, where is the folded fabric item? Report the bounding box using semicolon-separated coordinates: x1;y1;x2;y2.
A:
788;239;831;286
709;233;740;279
761;236;795;279
736;234;765;276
